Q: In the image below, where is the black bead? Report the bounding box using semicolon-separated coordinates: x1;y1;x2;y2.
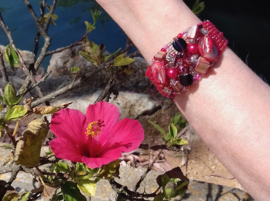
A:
172;38;187;52
179;73;193;86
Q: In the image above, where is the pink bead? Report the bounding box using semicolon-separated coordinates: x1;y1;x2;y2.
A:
151;61;167;84
187;43;198;54
167;68;178;79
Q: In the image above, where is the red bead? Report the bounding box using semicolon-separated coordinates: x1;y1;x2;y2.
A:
161;48;166;52
177;33;183;38
187;43;198;54
167;68;178;79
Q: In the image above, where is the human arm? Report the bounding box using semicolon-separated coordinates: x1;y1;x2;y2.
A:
96;0;270;200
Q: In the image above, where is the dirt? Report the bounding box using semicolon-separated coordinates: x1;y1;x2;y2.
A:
138;100;243;190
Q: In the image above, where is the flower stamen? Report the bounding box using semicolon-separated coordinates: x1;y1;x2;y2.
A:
85;120;105;138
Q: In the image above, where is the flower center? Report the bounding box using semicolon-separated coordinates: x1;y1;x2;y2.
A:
85;120;105;138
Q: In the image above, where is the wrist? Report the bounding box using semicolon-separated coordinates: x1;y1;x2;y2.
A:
97;0;201;62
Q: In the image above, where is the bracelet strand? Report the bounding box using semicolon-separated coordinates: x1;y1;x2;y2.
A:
146;20;228;99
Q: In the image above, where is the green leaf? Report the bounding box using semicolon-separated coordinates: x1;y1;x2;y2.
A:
5;45;20;67
192;0;205;15
71;66;80;74
4;105;27;122
19;192;30;201
40;13;58;25
97;160;120;180
91;9;102;26
61;181;87;201
4;83;24;106
2;191;20;201
173;138;188;146
54;195;64;201
148;120;166;135
104;48;121;61
79;37;105;66
168;123;178;138
114;54;134;67
77;179;98;197
85;21;94;33
56;162;70;173
75;163;85;173
172;113;186;131
50;13;58;20
172;113;181;125
161;174;170;188
153;193;164;201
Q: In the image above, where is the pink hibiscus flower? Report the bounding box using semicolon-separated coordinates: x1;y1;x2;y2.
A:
49;101;144;168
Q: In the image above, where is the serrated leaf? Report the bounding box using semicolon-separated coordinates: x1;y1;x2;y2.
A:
104;48;121;61
148;120;166;135
168;123;178;138
14;118;49;167
5;45;20;67
55;162;70;173
114;54;134;67
61;181;87;201
91;9;102;23
77;179;98;197
4;105;27;122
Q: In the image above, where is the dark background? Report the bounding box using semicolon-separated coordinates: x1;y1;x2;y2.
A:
184;0;270;83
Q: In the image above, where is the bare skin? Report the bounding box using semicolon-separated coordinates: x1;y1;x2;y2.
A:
96;0;270;200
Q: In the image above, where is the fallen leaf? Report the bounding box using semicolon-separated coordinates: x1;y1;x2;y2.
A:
32;102;72;115
14;118;49;167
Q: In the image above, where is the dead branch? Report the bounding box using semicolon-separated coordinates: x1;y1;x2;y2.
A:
134;149;163;192
0;51;9;85
0;12;45;100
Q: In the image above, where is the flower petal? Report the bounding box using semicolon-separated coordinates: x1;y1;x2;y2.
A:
50;138;83;162
107;118;144;152
50;108;87;145
85;101;120;143
82;149;122;168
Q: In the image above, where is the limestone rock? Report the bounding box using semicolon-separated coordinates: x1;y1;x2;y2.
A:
48;90;160;120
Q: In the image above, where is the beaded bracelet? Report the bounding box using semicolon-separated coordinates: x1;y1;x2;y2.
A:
146;20;228;99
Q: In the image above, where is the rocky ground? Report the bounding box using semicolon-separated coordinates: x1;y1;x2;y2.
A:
0;45;253;200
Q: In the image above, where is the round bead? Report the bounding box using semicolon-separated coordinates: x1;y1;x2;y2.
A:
173;38;187;52
187;43;198;54
167;68;178;79
179;73;193;86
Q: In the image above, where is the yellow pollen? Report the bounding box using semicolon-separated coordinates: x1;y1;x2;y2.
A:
85;121;103;138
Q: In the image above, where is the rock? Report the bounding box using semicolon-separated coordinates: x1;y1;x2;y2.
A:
0;45;45;90
48;90;160;120
45;45;150;94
